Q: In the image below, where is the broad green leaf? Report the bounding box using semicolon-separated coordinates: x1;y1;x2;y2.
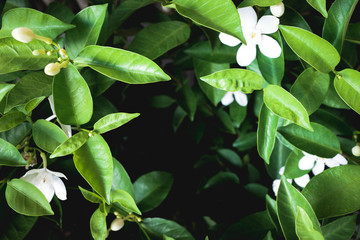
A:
321;215;356;240
82;68;115;98
290;68;330;115
277;176;321;240
78;186;103;204
0;138;26;166
0;84;14;103
238;0;282;7
263;85;312;131
66;4;107;59
295;207;324;240
128;21;190;60
323;76;349;109
90;208;107;240
278;123;341;158
53;63;93;126
18;96;45;114
141;218;195;240
74;45;171;84
185;41;237;63
345;22;360;44
111;189;141;215
284;151;310;179
50;131;89;158
32;120;68;153
5;179;54;216
0;8;74;39
172;0;245;43
133;171;174;213
0;122;31;146
0;38;56;74
306;0;327;18
257;104;279;164
73;133;113;203
0;212;37;240
302;165;360;218
200;69;264;94
322;0;358;53
0;111;26;132
279;25;340;73
112;159;134;198
217;148;242;168
94;112;140;134
334;69;360;115
45;1;74;23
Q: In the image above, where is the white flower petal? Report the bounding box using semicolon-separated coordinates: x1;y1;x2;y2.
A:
61;124;72;138
312;160;325;175
279;166;285;175
332;154;348;165
48;95;55;114
238;7;258;30
298;155;316;170
236;43;257;66
46;168;67;180
294;174;310;188
272;179;280;196
324;158;340;168
270;2;285;18
219;32;241;47
37;180;55;202
256;15;279;34
258;35;281;59
233;91;248;106
221;92;235;106
51;175;67;200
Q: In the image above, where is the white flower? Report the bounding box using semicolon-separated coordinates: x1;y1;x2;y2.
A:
352;145;360;157
110;218;125;231
298;152;348;175
11;27;35;43
272;166;310;196
221;91;248;106
270;2;285;17
21;167;67;202
219;7;281;67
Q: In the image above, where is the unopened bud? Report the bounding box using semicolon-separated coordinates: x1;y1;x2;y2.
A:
32;49;46;55
12;27;35;43
44;62;61;76
270;2;285;17
110;218;124;231
59;49;67;56
46;51;53;56
352;145;360;157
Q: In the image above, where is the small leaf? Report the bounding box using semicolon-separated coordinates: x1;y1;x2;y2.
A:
217;148;242;168
78;186;103;204
111;189;141;215
0;112;26;133
0;138;27;166
90;208;107;240
112;159;135;198
94;112;140;134
32;120;68;153
0;83;14;103
295;206;324;240
141;218;195;240
50;131;89;158
0;122;32;146
306;0;328;18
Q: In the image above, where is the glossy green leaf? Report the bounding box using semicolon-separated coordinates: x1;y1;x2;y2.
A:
94;112;140;134
111;189;141;215
0;138;26;166
238;0;282;7
90;208;107;240
284;151;310;179
0;83;14;103
53;63;93;126
265;195;281;233
0;111;26;133
257;104;279;164
266;139;291;179
302;165;360;219
0;122;31;146
73;133;113;203
20;96;46;114
185;41;237;63
0;8;74;39
112;159;135;198
277;176;321;240
278;123;341;158
128;21;190;60
177;83;197;121
200;69;264;94
321;215;356;240
217;148;242;168
74;45;171;84
322;0;358;53
78;186;103;204
345;22;360;44
50;131;89;158
133;171;174;213
290;68;330;115
263;85;312;131
32;120;68;153
45;1;74;23
334;69;360;115
323;77;349;109
66;4;107;59
5;179;54;216
295;207;324;240
306;0;327;18
279;25;340;73
0;38;56;74
172;0;245;43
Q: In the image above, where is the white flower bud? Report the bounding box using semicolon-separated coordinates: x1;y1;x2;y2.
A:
11;27;35;43
352;145;360;157
110;218;124;231
44;62;61;76
32;49;46;55
270;2;285;18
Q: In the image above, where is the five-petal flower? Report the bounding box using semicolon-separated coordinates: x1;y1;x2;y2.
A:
298;152;348;175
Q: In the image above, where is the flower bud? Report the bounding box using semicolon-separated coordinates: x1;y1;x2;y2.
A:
44;62;61;76
352;145;360;157
270;2;285;17
59;49;67;56
32;49;46;55
11;27;35;43
110;218;124;231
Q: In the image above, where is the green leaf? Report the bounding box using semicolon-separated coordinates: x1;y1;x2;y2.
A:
345;22;360;44
263;85;312;131
277;176;321;240
257;103;279;164
322;0;358;53
0;122;31;146
321;215;357;240
0;213;37;240
334;69;360;115
0;138;26;166
233;132;257;151
90;208;107;240
78;186;103;204
74;45;171;84
0;83;14;103
94;112;140;134
177;83;197;121
200;69;264;94
111;189;141;215
128;21;191;60
265;195;281;233
185;41;237;63
112;159;135;198
217;148;242;168
203;171;240;190
302;165;360;219
266;139;291;179
0;38;56;74
306;0;327;18
53;63;93;126
284;151;309;179
66;4;107;59
0;111;26;133
73;133;113;203
5;179;54;216
50;131;89;158
279;25;340;73
32;120;68;153
290;68;330;115
82;68;115;98
0;8;74;39
133;171;174;213
238;0;282;7
172;0;245;43
295;207;324;240
278;123;341;158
